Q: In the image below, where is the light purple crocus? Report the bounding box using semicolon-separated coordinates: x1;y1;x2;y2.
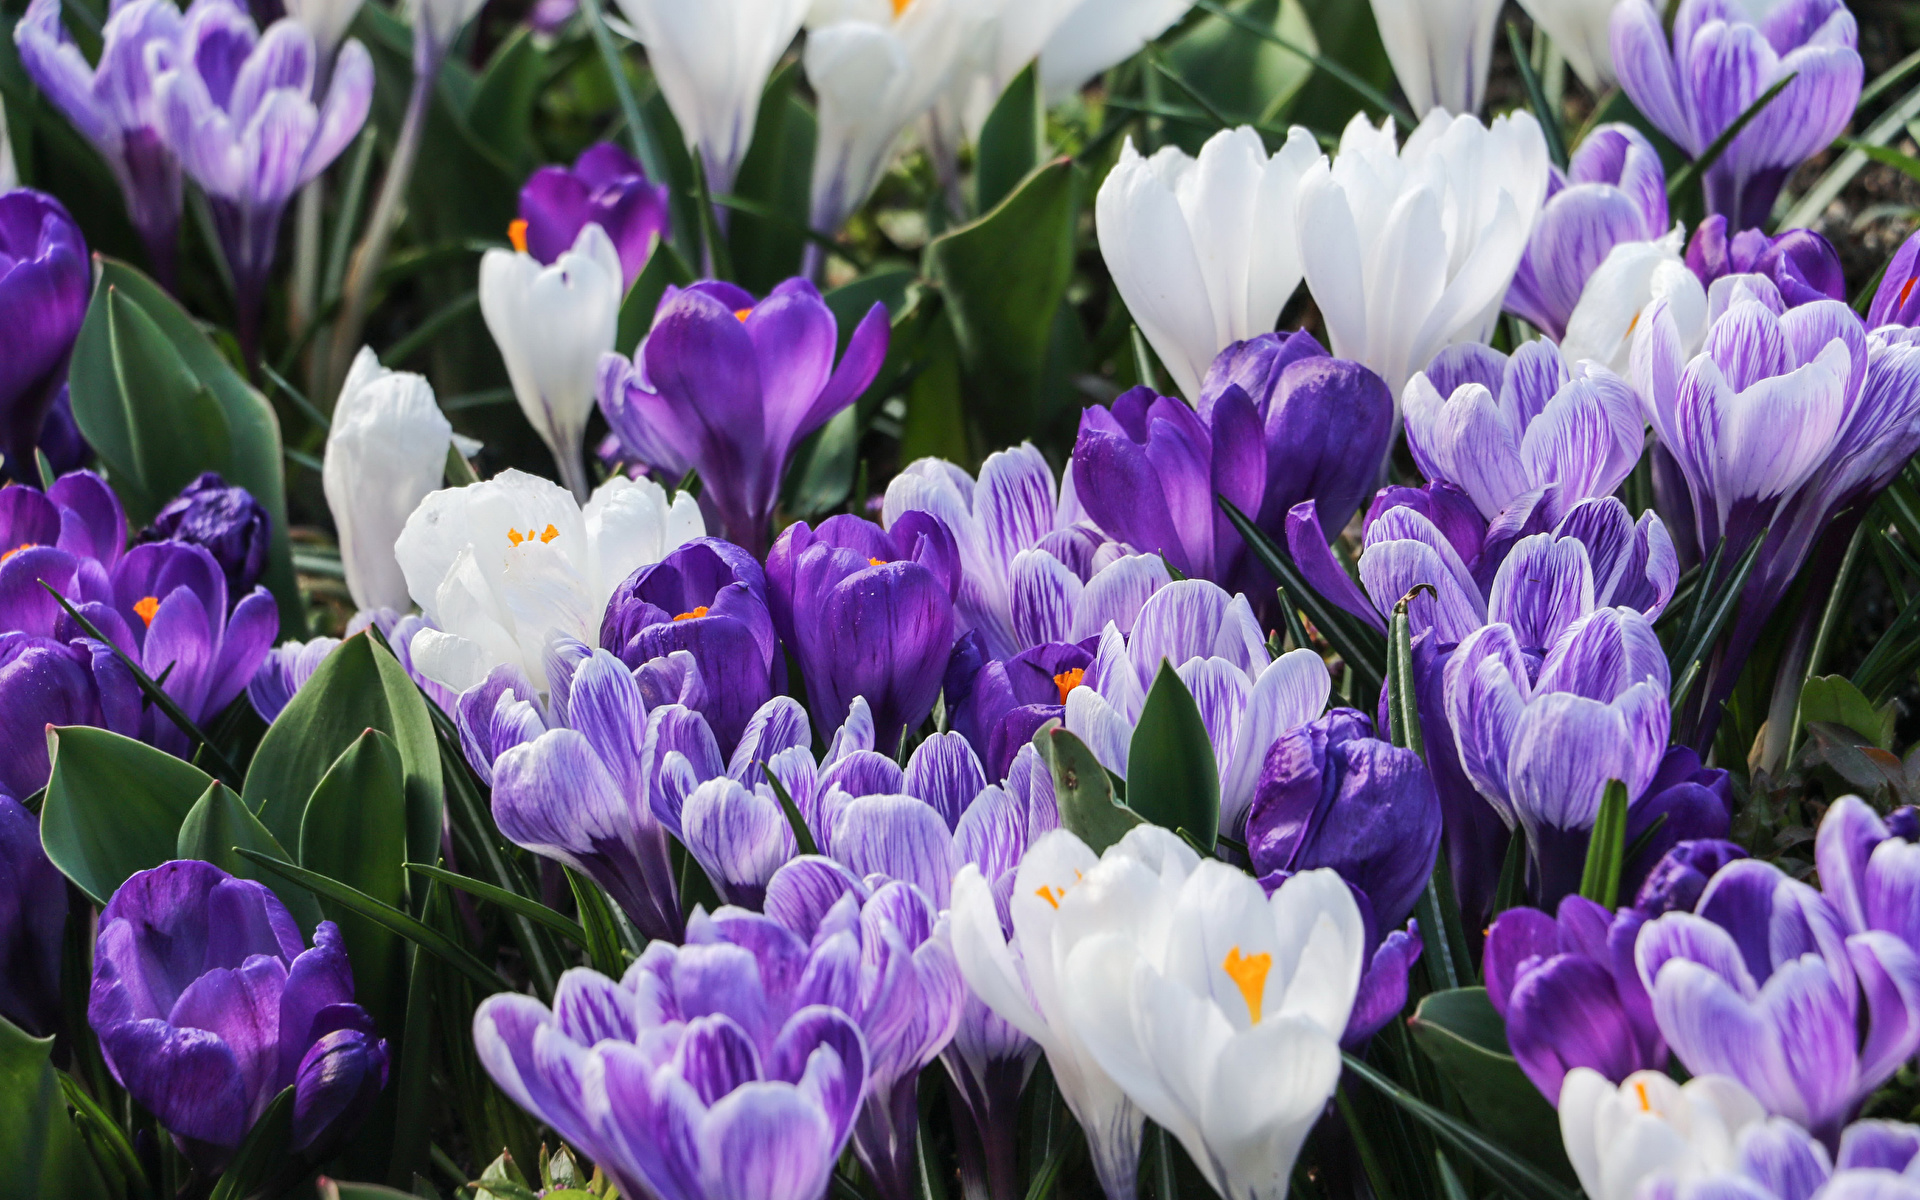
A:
518;142;670;291
1813;796;1920;959
766;513;958;751
0;189;90;481
0;794;67;1038
247;609;453;723
1508;124;1671;340
1641;1116;1920;1200
1870;229;1920;329
14;0;185;285
1687;215;1846;307
597;278;889;555
1611;0;1862;229
152;0;371;357
89;861;389;1172
473;956;869;1200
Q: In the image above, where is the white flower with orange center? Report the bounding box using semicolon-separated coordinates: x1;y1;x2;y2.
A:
1558;1068;1767;1200
393;468;702;694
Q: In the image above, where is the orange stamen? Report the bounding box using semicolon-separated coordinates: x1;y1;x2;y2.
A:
734;307;753;322
134;595;160;626
540;523;559;543
1035;884;1064;909
1053;667;1085;704
673;606;709;621
1633;1081;1652;1112
1222;947;1272;1025
890;0;911;13
0;542;33;563
1902;277;1917;310
868;557;887;567
508;219;529;254
507;528;525;547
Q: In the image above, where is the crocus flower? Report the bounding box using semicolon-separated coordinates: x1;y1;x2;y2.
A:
89;861;388;1172
1812;796;1920;959
1366;0;1502;116
1637;1115;1920;1200
600;537;780;755
1561;232;1705;376
0;469;132;640
882;443;1141;662
1686;216;1846;307
944;637;1095;781
480;223;624;501
282;0;363;54
14;0;183;283
394;468;703;695
516;142;669;291
1507;124;1671;341
1484;896;1665;1102
1514;0;1620;89
140;471;270;603
766;513;957;750
473;958;868;1200
0;189;90;481
0;794;66;1038
153;0;372;354
1558;1067;1766;1200
1633;838;1749;918
598;278;889;554
1868;228;1920;328
323;347;453;615
1402;340;1646;525
0;634;140;797
1611;0;1862;229
1059;827;1363;1200
1033;0;1189;104
1635;856;1920;1141
1094;126;1322;401
1243;708;1436;1047
609;0;809;200
1062;578;1333;834
1297;109;1550;397
247;609;452;723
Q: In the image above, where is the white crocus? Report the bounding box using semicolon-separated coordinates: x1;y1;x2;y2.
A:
950;830;1146;1200
286;0;366;55
1558;1068;1767;1200
408;0;486;60
1037;0;1191;105
804;0;985;234
1060;827;1364;1200
1096;125;1323;401
393;469;703;695
324;347;453;614
1297;109;1550;402
1560;230;1706;376
1367;0;1502;117
613;0;809;198
1514;0;1617;90
478;223;622;502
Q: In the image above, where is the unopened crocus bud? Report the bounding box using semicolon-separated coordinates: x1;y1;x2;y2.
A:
142;471;271;601
516;142;669;290
0;189;89;482
1632;838;1747;918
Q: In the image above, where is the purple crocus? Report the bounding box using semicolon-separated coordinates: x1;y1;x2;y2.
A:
14;0;184;284
1814;796;1920;958
0;633;141;796
1611;0;1862;229
152;0;372;357
474;953;869;1200
1484;895;1664;1103
1507;124;1671;340
140;471;270;603
89;861;389;1172
1869;229;1920;329
766;513;957;751
944;636;1095;781
1244;708;1436;1047
1640;1116;1920;1200
597;278;889;555
1632;837;1749;918
0;794;67;1038
0;190;90;482
248;609;454;724
1687;215;1847;307
516;142;670;291
600;537;781;755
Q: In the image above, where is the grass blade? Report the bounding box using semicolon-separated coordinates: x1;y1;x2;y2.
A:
1217;496;1387;693
1506;22;1568;169
406;862;588;946
1577;781;1629;910
1667;73;1796;201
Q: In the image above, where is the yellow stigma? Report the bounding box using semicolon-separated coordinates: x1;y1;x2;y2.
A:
508;219;529;254
1222;946;1272;1025
1053;667;1085;704
1633;1081;1652;1112
0;542;34;563
134;595;160;626
734;307;753;322
1034;884;1065;909
506;524;560;548
890;0;912;13
1902;277;1917;309
673;606;709;621
868;557;887;567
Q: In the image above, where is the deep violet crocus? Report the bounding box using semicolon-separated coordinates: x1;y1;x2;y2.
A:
89;861;389;1172
1686;215;1846;307
140;471;270;602
14;0;183;284
1870;228;1920;329
152;0;372;357
766;513;958;750
1507;123;1671;341
1610;0;1862;229
0;189;90;482
600;537;780;756
515;141;670;291
472;922;872;1200
597;278;889;555
0;794;67;1038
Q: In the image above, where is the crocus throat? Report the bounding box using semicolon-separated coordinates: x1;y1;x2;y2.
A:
134;596;160;626
1053;667;1085;704
0;542;34;563
1222;947;1271;1025
673;606;709;621
506;524;560;547
508;219;529;254
734;308;752;322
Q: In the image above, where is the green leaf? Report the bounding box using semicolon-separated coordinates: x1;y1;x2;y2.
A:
40;725;213;904
1040;724;1144;855
1125;662;1221;850
1405;989;1578;1187
0;1016;113;1200
319;1183;422;1200
206;1088;296;1200
245;633;443;875
1505;22;1567;169
727;59;817;293
67;258;303;635
924;158;1079;446
1162;0;1319;144
465;29;544;177
567;869;629;979
763;765;820;857
1800;674;1898;750
975;61;1043;214
176;780;322;930
1578;781;1630;911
